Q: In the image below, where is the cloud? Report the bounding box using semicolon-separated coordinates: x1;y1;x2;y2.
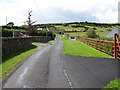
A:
42;8;98;23
0;0;119;25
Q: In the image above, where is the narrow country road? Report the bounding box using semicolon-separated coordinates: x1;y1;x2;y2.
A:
2;35;119;88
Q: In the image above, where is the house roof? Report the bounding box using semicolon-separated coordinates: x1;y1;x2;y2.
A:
105;29;120;38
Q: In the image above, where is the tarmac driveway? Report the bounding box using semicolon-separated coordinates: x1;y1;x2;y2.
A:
61;54;119;88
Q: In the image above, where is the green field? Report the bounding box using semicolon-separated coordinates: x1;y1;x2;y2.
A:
0;45;40;79
60;35;69;40
66;32;87;37
55;22;120;38
63;40;113;58
65;30;110;37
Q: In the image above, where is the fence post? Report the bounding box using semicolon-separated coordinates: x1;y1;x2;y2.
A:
114;33;118;58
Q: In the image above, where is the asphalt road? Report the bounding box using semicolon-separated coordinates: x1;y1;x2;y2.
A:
2;35;119;88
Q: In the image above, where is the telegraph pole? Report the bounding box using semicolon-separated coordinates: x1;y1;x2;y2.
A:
6;16;7;25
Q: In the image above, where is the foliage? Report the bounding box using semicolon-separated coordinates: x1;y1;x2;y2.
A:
58;28;65;35
26;26;37;36
33;31;56;40
86;29;99;38
60;35;69;40
102;78;120;89
97;37;114;41
2;29;13;37
54;22;120;38
2;25;26;30
64;40;113;58
2;26;56;39
7;22;14;26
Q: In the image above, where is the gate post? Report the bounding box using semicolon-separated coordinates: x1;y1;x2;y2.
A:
114;33;119;58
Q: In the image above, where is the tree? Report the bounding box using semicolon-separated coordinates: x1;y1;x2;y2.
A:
7;22;14;27
86;29;99;38
26;10;36;36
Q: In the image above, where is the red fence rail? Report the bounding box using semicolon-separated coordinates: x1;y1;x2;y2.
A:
76;34;120;59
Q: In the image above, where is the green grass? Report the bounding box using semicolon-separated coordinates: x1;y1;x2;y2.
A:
65;30;110;37
48;40;55;43
64;40;113;58
96;31;110;37
56;24;120;32
55;23;120;38
0;45;40;79
60;35;69;40
66;32;87;37
32;40;55;43
102;78;120;90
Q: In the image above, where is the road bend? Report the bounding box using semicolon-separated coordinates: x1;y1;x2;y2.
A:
3;35;70;88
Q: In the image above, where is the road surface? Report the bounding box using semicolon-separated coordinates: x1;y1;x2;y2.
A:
2;35;119;88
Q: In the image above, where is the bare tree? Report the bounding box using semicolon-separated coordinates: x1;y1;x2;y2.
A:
26;10;36;36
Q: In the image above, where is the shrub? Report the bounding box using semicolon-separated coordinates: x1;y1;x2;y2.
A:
33;31;56;40
86;29;99;38
2;30;13;37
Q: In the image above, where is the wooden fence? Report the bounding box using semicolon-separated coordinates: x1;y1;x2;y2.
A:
76;34;120;59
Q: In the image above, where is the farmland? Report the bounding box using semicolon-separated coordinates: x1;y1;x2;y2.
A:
1;22;120;38
53;22;120;37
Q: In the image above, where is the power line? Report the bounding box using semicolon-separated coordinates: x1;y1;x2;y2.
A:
33;0;46;24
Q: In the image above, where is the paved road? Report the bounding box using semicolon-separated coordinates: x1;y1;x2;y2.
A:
2;35;119;88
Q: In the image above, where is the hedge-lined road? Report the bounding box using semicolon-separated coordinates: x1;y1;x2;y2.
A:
3;35;118;88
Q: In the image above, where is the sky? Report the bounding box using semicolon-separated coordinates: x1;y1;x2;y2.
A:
0;0;119;26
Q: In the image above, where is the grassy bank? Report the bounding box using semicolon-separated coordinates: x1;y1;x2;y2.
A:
102;78;120;89
32;40;55;43
60;35;69;40
64;40;113;58
0;45;40;79
48;40;55;43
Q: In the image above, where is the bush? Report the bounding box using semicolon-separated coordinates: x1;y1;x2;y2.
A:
2;30;13;37
33;31;56;40
86;29;99;38
46;31;56;40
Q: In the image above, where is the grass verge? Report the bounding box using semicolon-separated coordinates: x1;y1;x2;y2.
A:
32;40;55;43
102;78;120;90
48;40;55;43
60;35;69;40
64;40;113;58
0;45;40;79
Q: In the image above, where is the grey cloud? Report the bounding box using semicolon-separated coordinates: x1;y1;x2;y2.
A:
34;7;103;23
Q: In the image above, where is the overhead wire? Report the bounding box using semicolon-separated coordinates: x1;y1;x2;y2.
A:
32;0;46;24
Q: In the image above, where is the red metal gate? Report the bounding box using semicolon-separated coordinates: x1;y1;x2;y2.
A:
76;34;120;59
114;33;120;59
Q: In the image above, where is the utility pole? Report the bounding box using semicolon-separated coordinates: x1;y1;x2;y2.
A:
6;16;7;25
26;10;36;35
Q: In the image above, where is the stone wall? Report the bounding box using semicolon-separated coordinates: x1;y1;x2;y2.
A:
31;36;51;42
2;36;51;56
